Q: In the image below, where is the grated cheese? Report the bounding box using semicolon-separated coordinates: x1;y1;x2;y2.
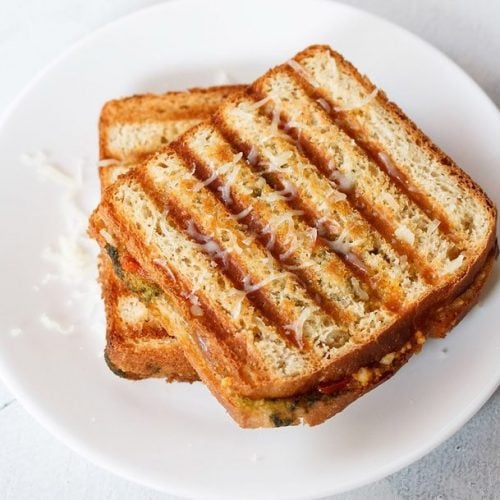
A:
261;225;276;251
427;219;441;235
284;306;314;348
350;277;369;301
395;225;415;245
379;191;398;210
194;170;218;191
216;228;243;255
40;313;74;335
328;167;354;192
186;220;210;243
201;240;229;266
378;151;407;185
265;150;293;173
328;190;347;203
247;146;259;166
229;289;247;319
345;251;369;274
283;119;303;133
268;210;303;233
442;254;464;275
242;96;272;111
190;304;204;317
22;151;77;188
233;205;253;221
202;152;243;201
279;235;299;261
325;229;352;255
261;181;297;204
307;227;318;245
276;180;297;201
218;163;240;204
316;98;331;113
270;103;281;136
242;272;287;294
186;221;228;265
315;216;329;234
286;59;320;87
21;151;103;336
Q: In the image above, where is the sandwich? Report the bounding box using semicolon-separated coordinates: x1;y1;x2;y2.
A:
91;45;497;427
98;85;244;380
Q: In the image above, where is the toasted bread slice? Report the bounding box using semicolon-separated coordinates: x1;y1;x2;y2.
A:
174;247;496;427
91;220;496;426
99;253;198;381
98;85;244;379
99;85;246;163
92;45;496;425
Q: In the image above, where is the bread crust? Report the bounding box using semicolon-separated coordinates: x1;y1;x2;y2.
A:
94;156;496;399
90;210;496;426
95;43;497;396
289;45;498;294
175;247;497;427
99;248;198;381
97;85;244;381
91;45;497;425
99;85;245;160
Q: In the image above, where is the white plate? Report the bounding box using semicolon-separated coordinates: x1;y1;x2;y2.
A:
0;0;498;498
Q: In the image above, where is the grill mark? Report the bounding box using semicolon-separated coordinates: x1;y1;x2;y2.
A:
313;96;459;243
178;126;392;312
139;154;350;353
293;51;465;240
116;201;231;342
100;186;254;378
159;202;304;349
174;139;361;323
149;279;253;385
285;61;464;248
247;83;438;285
213;111;406;310
293;136;436;284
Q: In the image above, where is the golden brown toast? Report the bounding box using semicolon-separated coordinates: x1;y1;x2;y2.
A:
92;45;497;427
99;85;246;163
99;254;198;381
91;218;496;427
98;85;244;380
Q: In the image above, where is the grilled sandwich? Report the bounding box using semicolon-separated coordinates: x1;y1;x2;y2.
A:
98;85;244;380
92;45;497;427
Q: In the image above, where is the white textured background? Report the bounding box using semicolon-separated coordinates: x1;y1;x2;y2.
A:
0;1;498;499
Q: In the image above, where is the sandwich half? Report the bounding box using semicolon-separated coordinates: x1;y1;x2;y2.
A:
98;85;244;380
92;45;497;426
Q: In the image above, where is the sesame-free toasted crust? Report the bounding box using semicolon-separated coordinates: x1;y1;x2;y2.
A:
92;45;497;427
99;85;246;161
94;141;495;399
97;85;244;380
92;228;496;426
99;254;198;381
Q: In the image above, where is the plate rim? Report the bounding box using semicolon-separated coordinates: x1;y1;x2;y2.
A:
0;0;498;498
